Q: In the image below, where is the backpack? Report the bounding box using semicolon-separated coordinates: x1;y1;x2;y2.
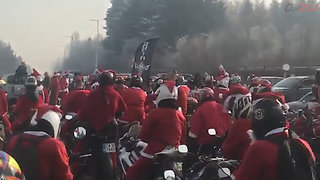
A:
266;131;316;180
8;134;49;180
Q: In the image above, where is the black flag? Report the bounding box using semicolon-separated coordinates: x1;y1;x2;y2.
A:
131;38;159;81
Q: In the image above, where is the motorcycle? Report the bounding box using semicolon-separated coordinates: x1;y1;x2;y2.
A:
118;122;147;179
70;119;118;180
150;145;189;180
183;129;239;180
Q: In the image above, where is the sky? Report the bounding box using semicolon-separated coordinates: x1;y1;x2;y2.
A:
0;0;111;73
0;0;273;73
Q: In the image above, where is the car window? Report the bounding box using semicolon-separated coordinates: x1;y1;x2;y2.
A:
299;79;315;88
300;93;313;103
274;78;302;88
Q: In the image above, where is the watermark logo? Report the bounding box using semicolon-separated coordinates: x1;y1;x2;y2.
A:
285;2;319;12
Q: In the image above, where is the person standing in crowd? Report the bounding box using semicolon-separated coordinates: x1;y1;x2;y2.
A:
236;99;315;180
6;104;73;180
187;87;232;154
177;84;190;116
61;76;90;114
125;84;185;180
59;71;69;102
214;65;230;104
14;62;28;84
119;75;146;124
49;72;60;105
11;76;42;132
0;82;12;135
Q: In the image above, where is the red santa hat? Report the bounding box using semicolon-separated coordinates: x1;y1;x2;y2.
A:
30;104;63;138
32;68;41;77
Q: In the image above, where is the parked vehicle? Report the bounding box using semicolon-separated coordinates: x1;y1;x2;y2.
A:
2;74;25;106
272;76;315;102
260;76;284;85
287;92;316;111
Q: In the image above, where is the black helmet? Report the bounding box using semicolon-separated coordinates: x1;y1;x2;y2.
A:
249;98;286;140
98;71;115;86
130;75;143;88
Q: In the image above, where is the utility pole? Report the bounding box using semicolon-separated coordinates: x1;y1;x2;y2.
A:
90;19;100;70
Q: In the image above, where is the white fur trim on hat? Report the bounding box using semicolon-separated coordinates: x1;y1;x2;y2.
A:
41;110;62;138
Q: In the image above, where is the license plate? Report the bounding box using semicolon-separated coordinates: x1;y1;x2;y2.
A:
102;143;116;153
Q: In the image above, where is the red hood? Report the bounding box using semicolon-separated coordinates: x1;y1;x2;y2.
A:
229;84;249;95
252;92;286;104
35;104;62;121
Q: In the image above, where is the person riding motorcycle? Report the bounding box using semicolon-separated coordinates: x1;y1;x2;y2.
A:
114;76;128;95
224;74;251;120
0;151;25;180
78;70;127;132
125;84;186;180
6;104;73;180
77;70;127;179
61;77;90;114
222;94;252;161
236;98;316;180
187;87;232;154
12;76;42;132
119;75;146;124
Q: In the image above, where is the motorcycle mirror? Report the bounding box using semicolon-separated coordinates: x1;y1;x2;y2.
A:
208;128;216;136
218;168;231;178
178;145;188;153
164;170;175;180
65;115;73;120
73;127;86;139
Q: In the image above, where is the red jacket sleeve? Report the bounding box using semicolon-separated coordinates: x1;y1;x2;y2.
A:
51;140;73;180
116;94;127;114
222;118;251;161
140;111;155;143
189;107;203;138
0;91;8;114
12;97;25;131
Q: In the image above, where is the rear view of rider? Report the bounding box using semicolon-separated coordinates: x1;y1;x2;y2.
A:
119;75;146;124
187;87;232;154
125;85;186;180
224;74;251;120
222;94;252;161
61;77;90;114
78;70;127;179
78;70;127;132
6;104;73;180
236;99;316;180
12;76;42;132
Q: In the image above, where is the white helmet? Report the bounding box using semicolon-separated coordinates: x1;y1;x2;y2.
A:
155;84;178;107
25;76;37;86
30;109;62;138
